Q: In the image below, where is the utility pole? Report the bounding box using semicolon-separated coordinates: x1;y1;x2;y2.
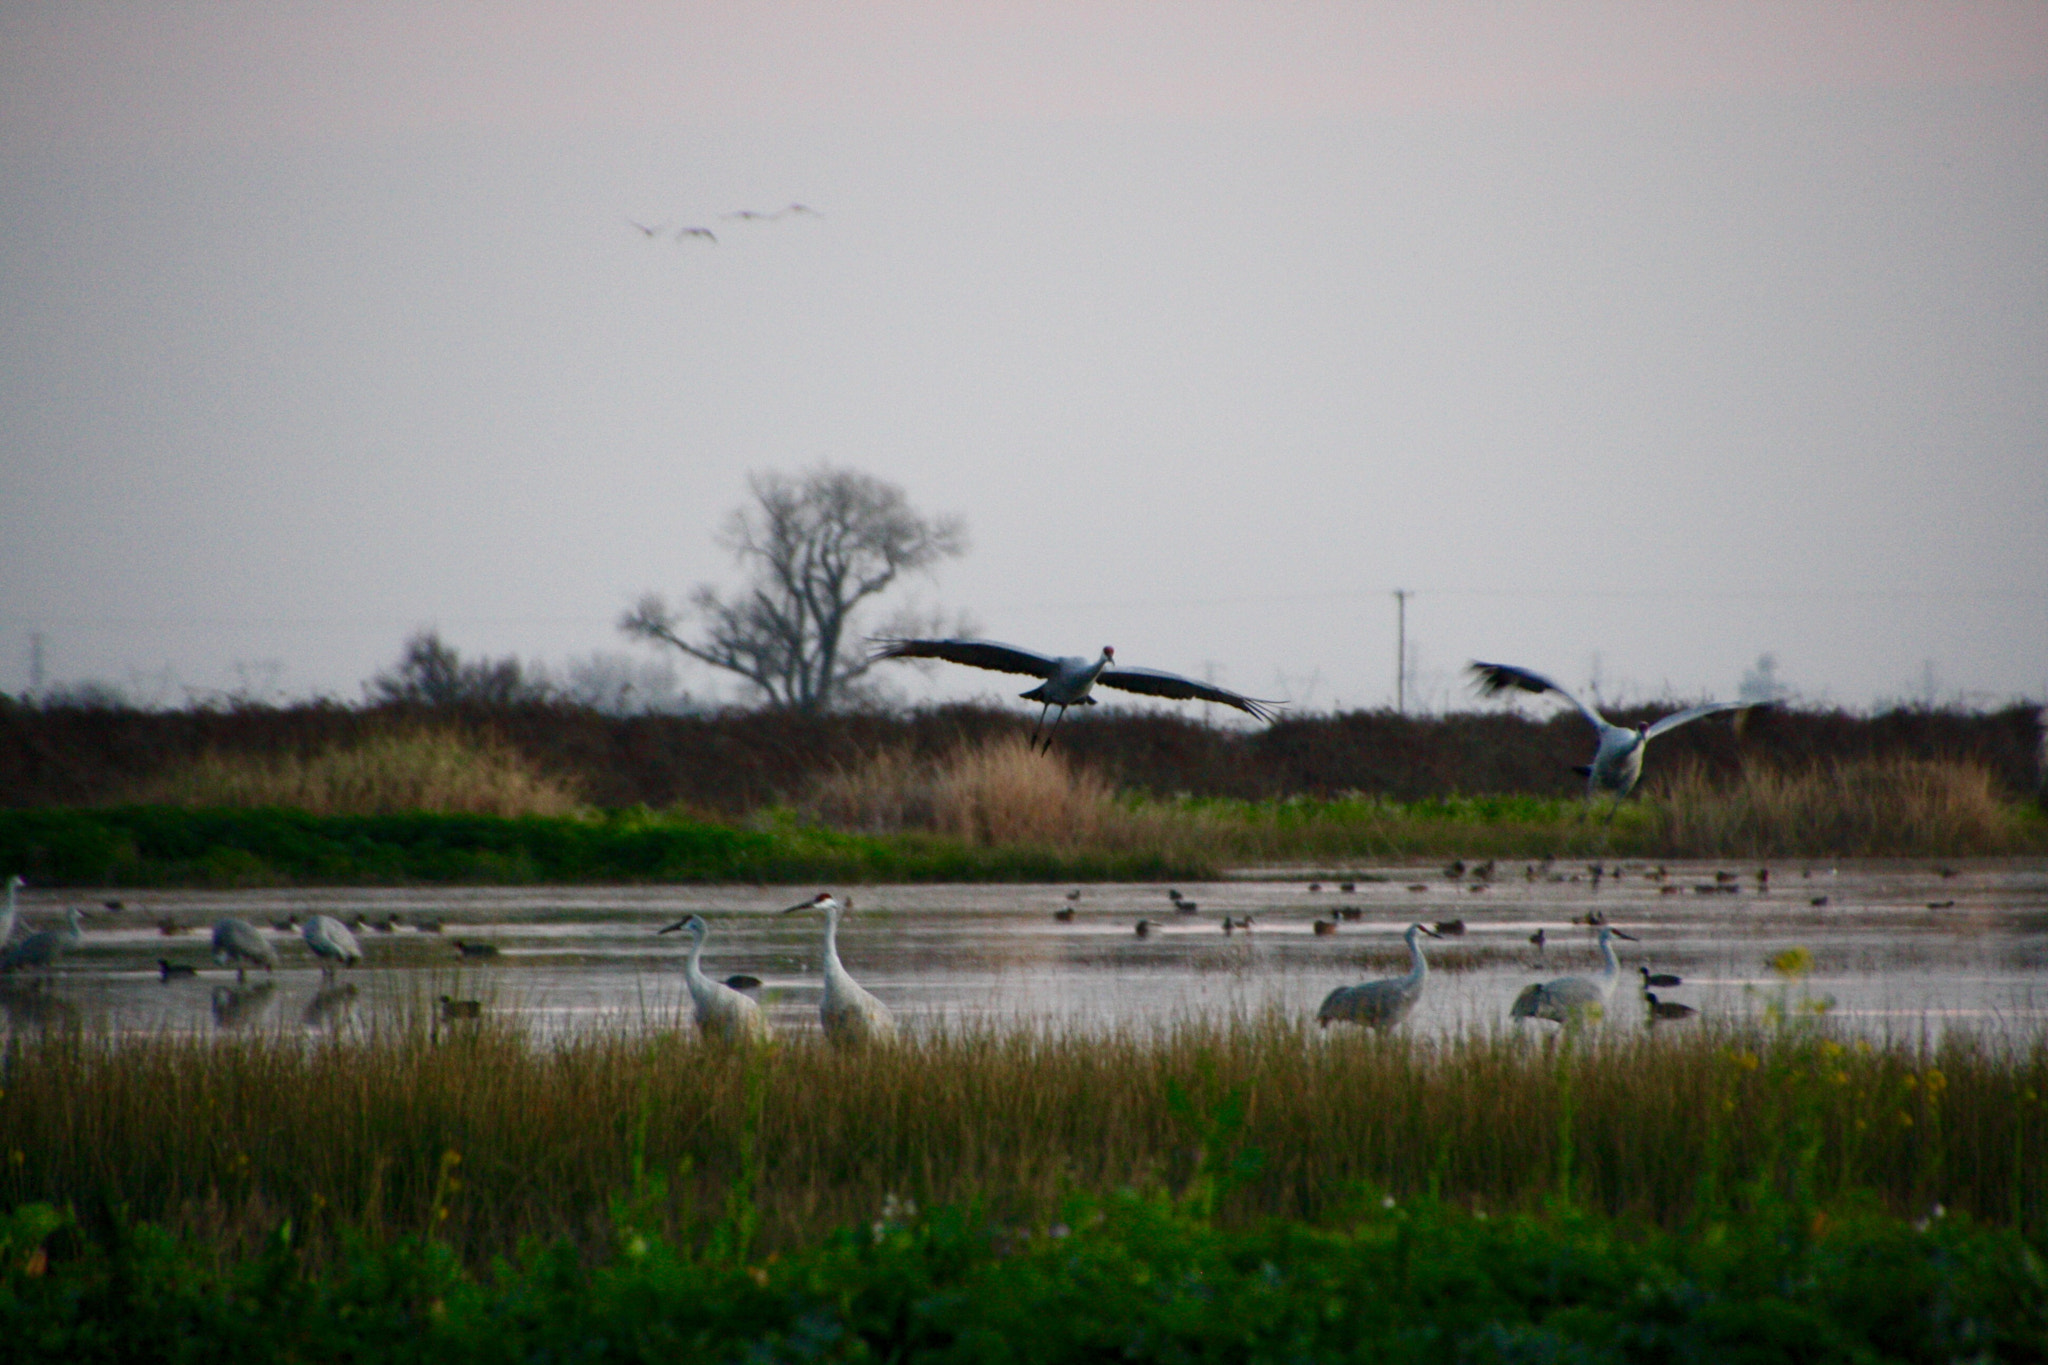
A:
1393;590;1409;714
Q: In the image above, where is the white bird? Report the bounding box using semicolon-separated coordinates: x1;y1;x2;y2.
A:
301;914;363;977
1510;926;1639;1025
211;917;279;982
780;892;896;1047
658;914;770;1045
871;639;1281;750
0;875;24;945
0;905;85;977
1468;661;1759;806
1317;922;1442;1030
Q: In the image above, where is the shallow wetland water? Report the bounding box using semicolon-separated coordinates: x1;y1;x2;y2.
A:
6;859;2045;1045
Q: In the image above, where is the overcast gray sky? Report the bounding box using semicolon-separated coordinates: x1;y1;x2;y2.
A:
3;2;2044;716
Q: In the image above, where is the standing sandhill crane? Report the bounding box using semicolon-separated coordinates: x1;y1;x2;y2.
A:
0;875;24;946
0;905;85;978
1318;923;1443;1030
1510;926;1639;1025
301;914;363;978
781;893;896;1047
871;639;1280;751
1467;662;1760;806
211;918;279;982
658;914;770;1045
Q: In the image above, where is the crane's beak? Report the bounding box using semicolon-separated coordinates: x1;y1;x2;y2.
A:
1610;929;1639;941
657;918;690;935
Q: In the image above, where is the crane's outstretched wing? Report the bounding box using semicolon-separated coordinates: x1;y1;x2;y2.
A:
1644;700;1758;741
1467;661;1607;729
869;638;1063;680
1097;667;1282;722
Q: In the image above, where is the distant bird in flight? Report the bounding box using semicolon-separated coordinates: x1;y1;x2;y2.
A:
676;226;718;244
628;219;667;237
722;203;822;221
1468;661;1761;806
872;638;1281;751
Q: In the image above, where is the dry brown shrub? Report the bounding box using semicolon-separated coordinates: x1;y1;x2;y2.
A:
1648;757;2025;857
804;736;1188;852
122;727;585;818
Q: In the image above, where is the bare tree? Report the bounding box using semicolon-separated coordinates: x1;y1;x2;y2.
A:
621;465;967;711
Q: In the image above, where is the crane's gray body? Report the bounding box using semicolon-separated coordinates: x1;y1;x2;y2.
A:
1318;923;1440;1030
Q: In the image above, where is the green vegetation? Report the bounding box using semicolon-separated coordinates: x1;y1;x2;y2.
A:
0;805;1196;887
2;1019;2044;1359
3;1183;2042;1362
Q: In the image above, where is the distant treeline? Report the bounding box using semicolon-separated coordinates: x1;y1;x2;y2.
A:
3;696;2040;813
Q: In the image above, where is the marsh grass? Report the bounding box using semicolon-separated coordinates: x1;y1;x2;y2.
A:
801;741;2046;862
1643;756;2037;857
121;727;585;819
802;737;1201;856
4;1016;2040;1268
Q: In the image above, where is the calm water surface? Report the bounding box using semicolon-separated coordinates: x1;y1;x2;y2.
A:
6;860;2044;1045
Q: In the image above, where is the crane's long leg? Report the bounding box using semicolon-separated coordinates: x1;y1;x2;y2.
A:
1038;704;1070;753
1028;702;1052;750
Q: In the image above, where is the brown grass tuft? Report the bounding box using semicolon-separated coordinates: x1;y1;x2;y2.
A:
1646;757;2030;857
804;737;1186;852
121;727;585;818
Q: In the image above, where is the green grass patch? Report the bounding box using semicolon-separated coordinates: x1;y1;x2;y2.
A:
3;1185;2043;1363
0;805;1204;888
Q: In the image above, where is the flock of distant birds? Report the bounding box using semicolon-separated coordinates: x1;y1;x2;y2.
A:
0;647;1827;1041
629;203;821;247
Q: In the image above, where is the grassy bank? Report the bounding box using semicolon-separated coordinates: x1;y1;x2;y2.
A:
0;805;1197;887
0;732;2041;887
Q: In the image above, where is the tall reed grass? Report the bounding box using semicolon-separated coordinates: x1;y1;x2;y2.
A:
1642;757;2036;857
5;1016;2040;1267
120;728;585;819
803;738;1195;854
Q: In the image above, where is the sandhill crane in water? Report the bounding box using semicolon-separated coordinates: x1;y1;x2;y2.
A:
1468;662;1760;809
658;914;769;1045
871;639;1280;751
782;893;896;1047
1318;923;1442;1030
301;914;362;978
0;905;85;979
1510;926;1639;1025
212;918;279;982
0;875;23;946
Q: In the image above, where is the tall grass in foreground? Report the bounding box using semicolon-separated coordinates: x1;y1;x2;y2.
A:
4;1017;2041;1266
120;727;586;819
